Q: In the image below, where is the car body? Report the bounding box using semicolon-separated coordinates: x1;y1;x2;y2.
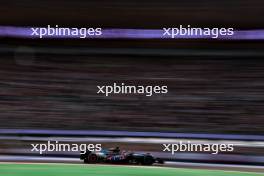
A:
80;148;164;165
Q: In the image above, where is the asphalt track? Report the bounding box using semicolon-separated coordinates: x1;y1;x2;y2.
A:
0;162;263;176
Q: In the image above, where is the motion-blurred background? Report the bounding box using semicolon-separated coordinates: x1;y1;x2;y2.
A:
0;0;264;169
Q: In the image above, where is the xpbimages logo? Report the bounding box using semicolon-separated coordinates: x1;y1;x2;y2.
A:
163;25;234;39
97;83;168;96
31;141;102;154
31;25;102;38
162;141;234;154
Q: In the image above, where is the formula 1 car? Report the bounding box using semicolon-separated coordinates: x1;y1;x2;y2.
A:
80;147;164;165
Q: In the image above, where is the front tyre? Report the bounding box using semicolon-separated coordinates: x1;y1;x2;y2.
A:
84;154;98;164
141;155;154;165
88;154;98;163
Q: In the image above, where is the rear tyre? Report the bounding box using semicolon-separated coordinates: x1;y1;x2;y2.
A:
83;158;89;163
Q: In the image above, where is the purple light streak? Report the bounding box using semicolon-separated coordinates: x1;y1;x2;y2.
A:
0;129;263;141
0;26;264;40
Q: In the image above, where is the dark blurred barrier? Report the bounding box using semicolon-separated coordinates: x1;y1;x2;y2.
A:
0;53;263;135
1;0;264;28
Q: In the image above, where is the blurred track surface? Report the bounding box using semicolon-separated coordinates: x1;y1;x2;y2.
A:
0;161;263;173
